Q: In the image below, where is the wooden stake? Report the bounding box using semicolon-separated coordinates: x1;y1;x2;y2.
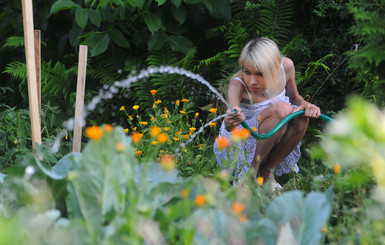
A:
34;30;41;112
22;0;42;148
72;45;88;153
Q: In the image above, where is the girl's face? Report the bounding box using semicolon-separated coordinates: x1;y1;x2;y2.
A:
242;64;266;95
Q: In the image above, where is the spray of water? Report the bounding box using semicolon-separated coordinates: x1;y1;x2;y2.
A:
50;66;233;156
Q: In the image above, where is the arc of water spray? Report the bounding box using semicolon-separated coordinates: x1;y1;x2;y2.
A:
52;66;233;154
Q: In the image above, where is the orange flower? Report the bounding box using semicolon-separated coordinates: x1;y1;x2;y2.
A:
251;127;257;132
131;132;143;144
195;195;206;206
257;177;264;186
119;106;125;111
231;128;250;142
132;105;139;110
176;100;180;106
115;142;124;152
209;122;217;127
184;134;189;140
181;99;189;102
164;127;170;131
85;126;103;141
179;110;186;114
334;164;341;174
321;228;328;233
217;136;230;150
105;124;113;132
164;107;168;112
135;151;142;156
150;126;161;137
150;90;157;95
180;189;189;198
257;115;262;121
157;133;169;144
155;99;162;104
199;144;203;150
160;154;176;170
209;108;217;113
232;202;245;215
238;215;247;223
139;121;148;126
195;112;199;117
152;141;159;145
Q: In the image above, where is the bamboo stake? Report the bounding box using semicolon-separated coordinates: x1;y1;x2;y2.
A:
72;45;88;153
22;0;42;148
34;30;41;112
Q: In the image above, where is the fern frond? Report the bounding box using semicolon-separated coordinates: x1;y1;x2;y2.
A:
3;36;24;48
3;61;27;79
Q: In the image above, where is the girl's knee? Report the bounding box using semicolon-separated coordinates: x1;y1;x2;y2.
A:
274;102;292;120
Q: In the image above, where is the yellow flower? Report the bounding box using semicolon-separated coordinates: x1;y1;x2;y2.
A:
195;112;199;117
181;99;189;102
238;215;247;223
131;132;143;144
209;108;218;113
124;128;129;133
85;126;103;141
252;127;257;131
180;189;189;198
157;133;169;144
128;115;133;120
257;177;264;186
176;100;180;106
132;127;137;131
173;137;180;141
160;154;176;170
150;90;157;95
189;127;196;132
257;115;262;121
209;122;217;127
195;195;206;206
152;141;159;145
151;116;155;121
115;142;124;152
232;202;245;215
217;136;230;150
119;106;125;111
133;105;139;110
164;127;170;131
150;126;161;137
179;110;186;114
135;151;142;156
139;121;148;126
14;139;18;144
155;99;162;104
334;164;341;174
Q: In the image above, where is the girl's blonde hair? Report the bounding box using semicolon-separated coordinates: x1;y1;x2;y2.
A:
232;37;283;98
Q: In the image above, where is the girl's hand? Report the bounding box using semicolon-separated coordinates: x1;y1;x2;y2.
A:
293;101;321;118
224;106;245;131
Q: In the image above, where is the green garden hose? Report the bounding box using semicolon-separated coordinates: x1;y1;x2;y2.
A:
236;110;335;140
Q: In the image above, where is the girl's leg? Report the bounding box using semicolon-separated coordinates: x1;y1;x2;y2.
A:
252;103;309;181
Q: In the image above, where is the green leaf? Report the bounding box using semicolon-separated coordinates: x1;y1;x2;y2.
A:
171;4;187;24
108;29;130;48
155;0;167;5
50;0;80;14
87;33;110;56
148;32;168;50
126;0;145;9
88;9;101;27
184;0;201;4
144;12;162;34
203;0;231;20
168;35;193;54
75;8;88;29
171;0;182;8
